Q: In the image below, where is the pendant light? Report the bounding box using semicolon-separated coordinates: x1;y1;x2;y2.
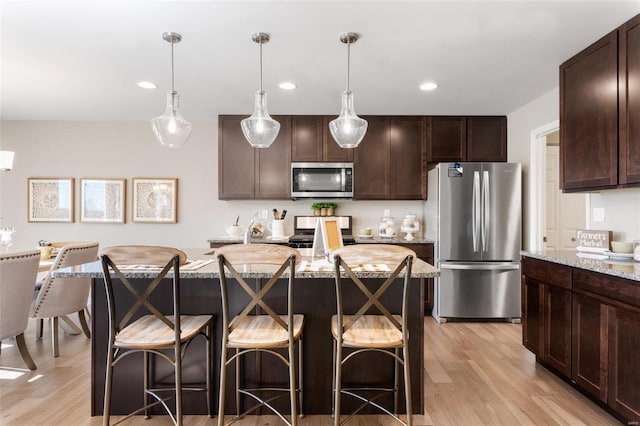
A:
329;32;368;149
151;32;192;148
241;32;280;148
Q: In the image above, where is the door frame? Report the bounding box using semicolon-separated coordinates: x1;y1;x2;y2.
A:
529;120;590;251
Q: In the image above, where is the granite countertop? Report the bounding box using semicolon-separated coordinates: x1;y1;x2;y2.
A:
53;248;439;280
521;249;640;282
208;236;434;245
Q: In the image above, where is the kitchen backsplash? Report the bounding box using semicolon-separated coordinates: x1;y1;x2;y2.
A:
588;187;640;242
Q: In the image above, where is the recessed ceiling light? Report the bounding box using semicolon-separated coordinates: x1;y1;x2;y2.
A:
137;81;157;89
420;82;439;91
279;82;297;90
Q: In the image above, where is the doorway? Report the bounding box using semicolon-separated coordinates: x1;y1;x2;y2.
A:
529;121;589;251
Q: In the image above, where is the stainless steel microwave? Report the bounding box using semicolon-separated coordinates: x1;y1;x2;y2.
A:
291;162;354;199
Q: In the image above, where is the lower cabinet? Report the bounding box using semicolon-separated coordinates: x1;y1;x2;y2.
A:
395;242;434;314
523;257;640;424
521;257;572;378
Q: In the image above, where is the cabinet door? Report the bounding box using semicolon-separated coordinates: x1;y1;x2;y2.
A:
466;116;507;162
354;116;390;199
560;30;618;191
544;284;572;378
323;116;354;162
619;16;640;185
219;115;255;199
608;306;640;421
427;116;466;162
291;116;322;162
255;116;291;199
522;277;542;356
572;292;608;402
389;117;426;200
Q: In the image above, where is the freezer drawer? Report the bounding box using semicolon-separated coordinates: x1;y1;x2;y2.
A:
437;262;521;319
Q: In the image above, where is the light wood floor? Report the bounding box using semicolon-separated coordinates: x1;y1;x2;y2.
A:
0;317;620;425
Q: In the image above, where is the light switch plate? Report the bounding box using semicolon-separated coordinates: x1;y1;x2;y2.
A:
593;208;605;223
383;209;391;217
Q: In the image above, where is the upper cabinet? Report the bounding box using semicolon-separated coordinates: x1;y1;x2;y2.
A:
560;13;640;191
354;116;426;200
218;115;291;200
427;116;507;163
560;30;618;191
219;114;506;200
291;116;353;162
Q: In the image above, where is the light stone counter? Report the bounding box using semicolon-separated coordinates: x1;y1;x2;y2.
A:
354;236;434;244
521;249;640;282
53;247;439;280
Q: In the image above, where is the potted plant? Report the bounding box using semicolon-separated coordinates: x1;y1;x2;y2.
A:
325;202;337;216
311;202;322;216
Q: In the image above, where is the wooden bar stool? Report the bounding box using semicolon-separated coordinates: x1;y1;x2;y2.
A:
215;244;303;426
330;244;415;426
99;246;213;426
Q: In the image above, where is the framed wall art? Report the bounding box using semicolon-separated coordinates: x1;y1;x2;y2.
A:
80;178;126;223
132;178;178;223
28;178;75;223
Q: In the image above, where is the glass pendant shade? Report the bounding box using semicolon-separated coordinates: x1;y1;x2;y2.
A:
329;91;368;148
241;90;280;148
151;91;192;148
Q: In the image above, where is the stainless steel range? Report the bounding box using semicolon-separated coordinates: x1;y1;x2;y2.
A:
288;216;355;249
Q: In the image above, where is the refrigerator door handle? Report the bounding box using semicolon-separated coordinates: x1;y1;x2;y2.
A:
440;262;520;271
482;170;490;252
472;171;480;252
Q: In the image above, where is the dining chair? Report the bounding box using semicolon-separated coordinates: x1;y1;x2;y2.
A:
99;245;213;426
0;249;41;370
330;244;416;426
31;241;99;357
216;243;303;426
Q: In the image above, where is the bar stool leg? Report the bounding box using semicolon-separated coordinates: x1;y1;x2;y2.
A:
394;347;400;414
288;338;298;425
206;324;213;418
403;346;412;426
103;347;114;426
333;344;342;426
298;335;304;417
217;346;228;426
175;342;183;426
144;351;150;419
235;348;241;418
331;340;336;419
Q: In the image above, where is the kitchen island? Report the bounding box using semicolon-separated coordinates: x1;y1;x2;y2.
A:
521;250;640;424
54;248;439;417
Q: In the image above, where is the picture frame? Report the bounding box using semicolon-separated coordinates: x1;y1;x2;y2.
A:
27;178;75;223
132;178;178;223
80;178;126;223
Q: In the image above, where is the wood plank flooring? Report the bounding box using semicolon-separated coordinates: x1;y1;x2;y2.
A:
0;317;619;425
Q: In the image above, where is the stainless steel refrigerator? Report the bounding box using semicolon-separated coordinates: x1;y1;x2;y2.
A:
425;162;522;322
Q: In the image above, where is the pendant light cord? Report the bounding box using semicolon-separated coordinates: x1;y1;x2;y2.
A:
259;39;263;92
347;39;353;92
170;39;175;93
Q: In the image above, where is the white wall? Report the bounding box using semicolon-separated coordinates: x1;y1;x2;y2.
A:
507;87;559;249
0;120;423;250
588;189;640;242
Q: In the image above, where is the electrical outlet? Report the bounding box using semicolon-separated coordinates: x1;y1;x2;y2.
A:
383;209;391;217
593;208;605;223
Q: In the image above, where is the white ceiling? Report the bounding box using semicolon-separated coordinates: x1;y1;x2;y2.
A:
2;0;640;121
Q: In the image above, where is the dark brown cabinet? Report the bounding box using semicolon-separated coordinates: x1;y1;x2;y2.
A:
521;257;572;378
427;116;506;163
394;243;434;314
560;30;618;191
290;116;353;162
218;115;291;200
355;116;426;200
523;257;640;424
619;15;640;185
560;12;640;191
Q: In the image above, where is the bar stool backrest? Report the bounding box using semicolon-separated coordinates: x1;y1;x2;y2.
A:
216;244;301;339
99;246;186;339
331;244;416;340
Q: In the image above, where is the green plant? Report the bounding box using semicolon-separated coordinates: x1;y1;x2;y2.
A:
323;202;337;209
311;202;322;210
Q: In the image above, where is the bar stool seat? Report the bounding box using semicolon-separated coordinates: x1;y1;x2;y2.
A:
331;315;404;348
115;315;212;349
228;314;304;348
